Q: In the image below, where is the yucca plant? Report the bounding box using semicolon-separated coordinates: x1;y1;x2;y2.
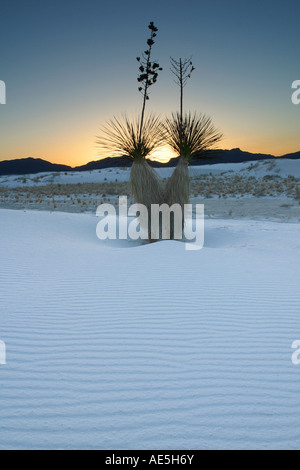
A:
131;23;165;236
164;57;222;238
97;22;164;241
163;57;196;239
164;111;223;236
99;113;165;207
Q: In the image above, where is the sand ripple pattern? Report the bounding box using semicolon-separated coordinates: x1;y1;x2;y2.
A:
1;210;300;449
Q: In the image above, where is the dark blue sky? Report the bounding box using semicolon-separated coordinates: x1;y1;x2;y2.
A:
1;0;299;164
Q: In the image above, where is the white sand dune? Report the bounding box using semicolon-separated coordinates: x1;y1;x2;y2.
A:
1;209;300;449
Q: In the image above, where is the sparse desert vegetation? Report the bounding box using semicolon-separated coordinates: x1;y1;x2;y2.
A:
0;181;130;212
0;166;299;221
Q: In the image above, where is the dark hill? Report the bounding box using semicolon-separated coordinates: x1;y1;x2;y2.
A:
0;157;72;176
74;156;132;171
278;151;300;160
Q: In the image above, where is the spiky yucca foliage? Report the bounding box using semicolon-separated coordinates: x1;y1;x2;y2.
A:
164;111;223;161
163;112;223;238
97;113;165;204
97;114;165;241
98;114;165;161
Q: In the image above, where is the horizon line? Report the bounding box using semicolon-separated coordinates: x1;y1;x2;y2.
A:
1;147;300;168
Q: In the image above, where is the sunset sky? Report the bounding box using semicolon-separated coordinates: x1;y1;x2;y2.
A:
0;0;299;166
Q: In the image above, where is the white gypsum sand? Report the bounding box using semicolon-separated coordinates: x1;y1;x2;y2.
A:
0;208;300;449
0;159;299;220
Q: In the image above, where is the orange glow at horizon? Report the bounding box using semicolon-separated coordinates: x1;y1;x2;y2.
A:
1;134;299;168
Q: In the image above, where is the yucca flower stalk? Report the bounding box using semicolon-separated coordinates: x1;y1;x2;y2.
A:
170;56;195;151
137;21;163;143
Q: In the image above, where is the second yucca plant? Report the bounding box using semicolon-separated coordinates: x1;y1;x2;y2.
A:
164;58;222;238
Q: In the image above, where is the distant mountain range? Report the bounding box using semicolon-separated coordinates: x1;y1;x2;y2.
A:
0;158;72;176
0;148;299;176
